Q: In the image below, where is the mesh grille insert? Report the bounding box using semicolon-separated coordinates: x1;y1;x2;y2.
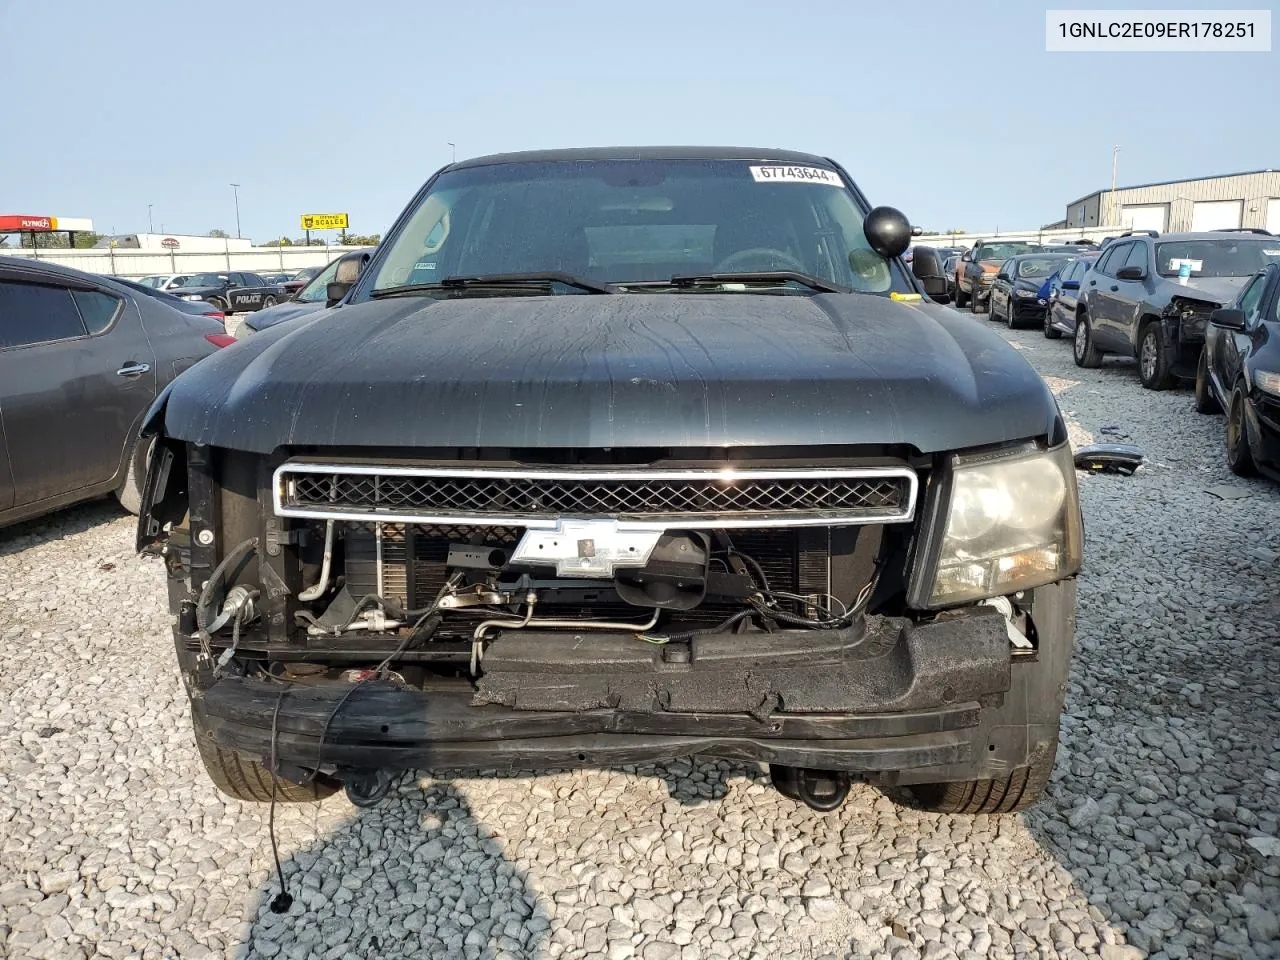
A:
277;466;915;526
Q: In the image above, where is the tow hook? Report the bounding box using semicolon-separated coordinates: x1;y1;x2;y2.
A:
769;764;851;811
342;768;396;808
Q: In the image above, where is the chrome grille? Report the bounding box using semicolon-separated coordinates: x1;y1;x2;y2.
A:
274;463;917;528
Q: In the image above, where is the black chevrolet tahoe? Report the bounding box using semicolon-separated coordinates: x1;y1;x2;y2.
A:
137;147;1083;814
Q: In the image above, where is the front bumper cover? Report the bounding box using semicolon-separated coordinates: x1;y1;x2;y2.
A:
191;581;1076;786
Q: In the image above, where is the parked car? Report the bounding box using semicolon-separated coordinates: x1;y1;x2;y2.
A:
942;254;962;301
137;274;196;291
139;146;1083;815
109;277;230;323
282;265;322;296
238;253;374;335
1073;232;1280;389
1195;262;1280;479
170;271;290;314
988;253;1075;329
0;257;232;528
1044;254;1101;339
954;240;1040;312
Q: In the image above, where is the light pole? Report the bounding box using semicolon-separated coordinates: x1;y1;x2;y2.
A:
147;204;154;233
447;142;456;163
230;183;242;239
1108;145;1120;226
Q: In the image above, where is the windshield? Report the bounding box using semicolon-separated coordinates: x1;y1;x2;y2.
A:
295;259;343;302
978;242;1037;261
370;159;897;294
1155;239;1280;278
1017;257;1069;279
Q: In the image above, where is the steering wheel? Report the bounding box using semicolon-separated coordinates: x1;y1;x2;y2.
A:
713;247;808;274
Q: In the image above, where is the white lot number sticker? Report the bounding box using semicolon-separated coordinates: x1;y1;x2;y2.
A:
1168;258;1203;273
749;165;843;186
1264;249;1280;256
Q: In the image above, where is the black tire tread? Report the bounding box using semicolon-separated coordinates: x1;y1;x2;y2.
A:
908;741;1055;814
193;718;336;803
1138;322;1175;391
1074;314;1103;368
1194;351;1221;414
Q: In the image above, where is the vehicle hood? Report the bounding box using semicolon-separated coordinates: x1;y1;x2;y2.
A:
159;293;1061;454
172;285;223;297
1167;275;1250;305
244;299;328;331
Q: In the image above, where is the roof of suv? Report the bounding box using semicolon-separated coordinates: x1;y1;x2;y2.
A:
1129;231;1273;243
452;146;835;170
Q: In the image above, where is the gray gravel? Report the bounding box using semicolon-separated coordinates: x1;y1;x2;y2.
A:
2;311;1278;960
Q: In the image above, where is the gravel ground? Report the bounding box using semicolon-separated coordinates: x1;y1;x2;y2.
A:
2;311;1279;960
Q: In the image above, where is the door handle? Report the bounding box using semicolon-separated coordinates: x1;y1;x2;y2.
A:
116;362;151;378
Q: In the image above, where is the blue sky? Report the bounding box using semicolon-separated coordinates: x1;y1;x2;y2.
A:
2;0;1275;240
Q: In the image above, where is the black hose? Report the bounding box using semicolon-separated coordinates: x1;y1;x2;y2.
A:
196;538;257;633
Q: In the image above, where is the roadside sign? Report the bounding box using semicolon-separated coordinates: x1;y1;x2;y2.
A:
300;213;349;231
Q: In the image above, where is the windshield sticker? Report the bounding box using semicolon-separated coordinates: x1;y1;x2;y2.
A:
1168;258;1202;272
1264;249;1280;256
749;165;843;186
413;261;437;271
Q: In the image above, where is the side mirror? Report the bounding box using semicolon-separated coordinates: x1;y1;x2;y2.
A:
862;206;912;259
996;272;1010;282
1062;279;1080;290
325;251;372;306
911;246;950;302
224;279;239;288
1115;265;1146;281
1211;307;1247;331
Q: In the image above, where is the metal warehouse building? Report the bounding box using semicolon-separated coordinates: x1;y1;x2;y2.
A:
1061;169;1280;234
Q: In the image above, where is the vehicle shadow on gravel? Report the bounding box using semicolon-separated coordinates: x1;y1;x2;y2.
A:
0;499;128;558
238;780;553;959
236;764;750;959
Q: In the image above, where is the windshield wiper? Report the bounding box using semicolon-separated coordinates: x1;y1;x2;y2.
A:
663;271;848;294
370;272;619;298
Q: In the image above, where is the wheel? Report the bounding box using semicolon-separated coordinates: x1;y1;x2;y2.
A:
1226;384;1258;477
1194;349;1221;414
209;296;229;313
908;739;1056;814
261;295;277;309
972;290;987;315
1044;307;1062;339
954;283;970;309
1073;312;1102;368
1137;322;1175;390
1005;296;1019;329
115;435;152;514
192;713;338;803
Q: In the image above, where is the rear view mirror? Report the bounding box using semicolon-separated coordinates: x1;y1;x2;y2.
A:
1211;307;1246;331
910;246;950;302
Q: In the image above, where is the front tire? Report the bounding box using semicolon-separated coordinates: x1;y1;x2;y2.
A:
261;295;277;309
1194;349;1221;414
955;283;970;309
972;289;987;315
1226;385;1258;477
1005;297;1020;329
114;435;152;515
1137;322;1175;390
1073;312;1103;368
192;713;338;803
1044;308;1062;339
908;739;1057;814
208;296;229;314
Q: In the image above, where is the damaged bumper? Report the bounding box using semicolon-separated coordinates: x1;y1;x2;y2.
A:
193;583;1074;786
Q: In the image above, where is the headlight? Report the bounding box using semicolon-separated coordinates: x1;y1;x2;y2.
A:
1014;289;1035;299
182;295;203;301
909;442;1083;608
1256;370;1280;396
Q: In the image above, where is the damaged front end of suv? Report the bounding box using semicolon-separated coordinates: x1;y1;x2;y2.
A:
139;148;1083;813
